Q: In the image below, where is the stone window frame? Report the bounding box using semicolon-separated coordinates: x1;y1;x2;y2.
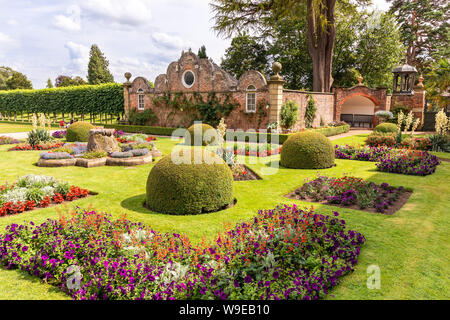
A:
246;85;257;113
137;88;145;110
182;70;195;89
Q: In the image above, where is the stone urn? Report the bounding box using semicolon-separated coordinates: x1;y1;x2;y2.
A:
87;129;120;153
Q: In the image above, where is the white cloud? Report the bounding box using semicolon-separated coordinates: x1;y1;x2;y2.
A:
6;19;19;26
53;5;82;32
152;32;190;50
0;32;14;45
80;0;152;27
64;41;90;75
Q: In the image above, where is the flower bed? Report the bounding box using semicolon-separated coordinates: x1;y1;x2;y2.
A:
0;136;21;145
231;164;261;181
8;142;64;151
116;133;156;144
286;175;411;214
335;145;440;176
0;175;90;217
52;130;66;139
0;205;364;300
228;143;282;157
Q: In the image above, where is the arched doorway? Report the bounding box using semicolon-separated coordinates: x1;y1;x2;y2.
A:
339;95;377;128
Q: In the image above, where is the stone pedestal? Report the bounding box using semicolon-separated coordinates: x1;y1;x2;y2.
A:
267;62;285;131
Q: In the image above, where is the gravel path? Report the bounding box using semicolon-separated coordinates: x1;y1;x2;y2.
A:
0;130;59;140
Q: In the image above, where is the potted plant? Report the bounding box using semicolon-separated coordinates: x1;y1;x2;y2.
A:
375;110;394;123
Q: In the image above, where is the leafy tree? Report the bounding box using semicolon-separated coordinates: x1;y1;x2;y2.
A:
5;71;33;90
425;59;450;110
55;75;87;87
220;33;268;79
46;78;54;88
0;67;14;90
387;0;449;72
211;0;338;92
356;11;404;90
87;44;114;84
197;45;208;59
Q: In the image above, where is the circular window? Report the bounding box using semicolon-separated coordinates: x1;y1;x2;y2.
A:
182;70;195;88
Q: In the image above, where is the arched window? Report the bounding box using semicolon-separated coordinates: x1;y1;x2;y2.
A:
246;85;256;113
137;88;144;110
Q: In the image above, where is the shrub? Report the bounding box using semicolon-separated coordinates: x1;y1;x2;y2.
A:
81;151;107;159
429;134;450;152
184;123;218;146
280;100;298;130
374;122;398;133
281;131;334;169
53;147;75;155
66;122;94;142
365;132;397;147
27;128;52;147
127;108;158;126
304;95;317;128
146;148;234;214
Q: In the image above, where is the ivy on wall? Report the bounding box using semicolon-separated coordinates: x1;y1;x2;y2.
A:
152;92;239;127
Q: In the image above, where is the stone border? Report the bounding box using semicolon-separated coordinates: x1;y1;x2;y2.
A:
151;149;162;157
76;157;107;168
106;153;153;166
37;158;77;167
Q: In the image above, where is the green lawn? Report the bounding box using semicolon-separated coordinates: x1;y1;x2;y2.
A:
0;122;37;134
0;132;449;300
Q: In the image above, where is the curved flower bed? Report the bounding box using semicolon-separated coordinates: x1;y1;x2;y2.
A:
8;142;64;151
0;205;364;300
0;175;90;216
0;136;21;145
335;145;440;176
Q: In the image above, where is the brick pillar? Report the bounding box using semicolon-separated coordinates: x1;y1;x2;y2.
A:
123;72;132;119
267;62;284;130
412;75;425;127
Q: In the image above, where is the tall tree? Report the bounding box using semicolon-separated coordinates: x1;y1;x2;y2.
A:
46;78;54;88
5;71;33;90
87;44;114;84
0;66;14;90
221;33;268;79
356;11;404;90
197;45;208;59
387;0;449;72
210;0;338;92
425;58;450;110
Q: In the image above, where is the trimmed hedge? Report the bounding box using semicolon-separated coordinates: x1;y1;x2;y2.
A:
374;123;398;133
185;123;217;146
0;83;123;115
98;124;181;136
280;131;335;169
66;122;94;142
146;148;234;215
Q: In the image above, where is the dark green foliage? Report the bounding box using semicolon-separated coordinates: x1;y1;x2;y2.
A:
280;100;299;129
304;95;317;128
220;33;269;79
55;75;87;87
87;44;114;84
146;148;234;215
280;131;335;169
66;121;95;142
197;45;208;59
429;134;450;152
5;71;33;90
127;108;158;126
101;124;179;136
185;123;217;146
0;66;14;90
0;83;123;115
374;123;398;133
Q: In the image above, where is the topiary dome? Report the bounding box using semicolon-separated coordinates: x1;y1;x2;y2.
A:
374;122;398;133
146;148;234;215
280;131;335;169
184;123;218;146
66;121;95;142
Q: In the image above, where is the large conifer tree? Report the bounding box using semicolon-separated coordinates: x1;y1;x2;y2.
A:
87;44;114;84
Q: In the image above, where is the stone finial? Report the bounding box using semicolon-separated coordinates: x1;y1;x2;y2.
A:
270;62;283;81
124;72;132;83
417;74;424;88
357;75;363;86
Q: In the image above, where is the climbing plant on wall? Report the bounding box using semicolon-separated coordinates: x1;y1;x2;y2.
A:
305;94;317;128
152;92;239;127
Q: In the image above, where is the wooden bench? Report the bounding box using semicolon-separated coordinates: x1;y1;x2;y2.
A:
340;114;373;128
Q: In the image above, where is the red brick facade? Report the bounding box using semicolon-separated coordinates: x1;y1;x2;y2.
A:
123;51;426;130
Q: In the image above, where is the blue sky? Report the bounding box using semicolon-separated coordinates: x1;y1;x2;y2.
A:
0;0;389;89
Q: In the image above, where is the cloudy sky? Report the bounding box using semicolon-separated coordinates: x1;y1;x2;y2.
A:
0;0;390;89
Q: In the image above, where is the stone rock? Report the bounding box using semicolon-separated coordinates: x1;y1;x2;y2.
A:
87;129;120;153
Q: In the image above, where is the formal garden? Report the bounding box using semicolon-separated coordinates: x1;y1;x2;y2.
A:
0;107;448;300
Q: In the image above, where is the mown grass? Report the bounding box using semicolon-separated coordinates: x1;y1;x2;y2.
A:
0;128;448;300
